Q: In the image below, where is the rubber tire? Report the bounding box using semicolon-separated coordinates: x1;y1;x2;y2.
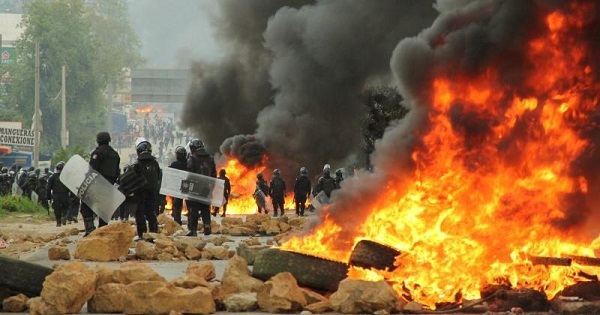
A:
0;255;53;296
252;248;348;291
349;240;401;271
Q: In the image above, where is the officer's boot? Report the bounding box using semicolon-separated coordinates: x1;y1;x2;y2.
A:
56;214;62;227
203;224;211;236
61;217;67;226
83;217;96;237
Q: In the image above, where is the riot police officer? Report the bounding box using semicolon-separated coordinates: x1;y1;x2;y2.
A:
168;145;187;225
186;139;216;236
293;167;311;216
254;173;269;214
46;162;70;227
269;169;286;217
133;139;161;239
81;131;121;236
212;169;231;217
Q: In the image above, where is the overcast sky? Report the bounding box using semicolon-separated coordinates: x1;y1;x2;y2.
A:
127;0;222;68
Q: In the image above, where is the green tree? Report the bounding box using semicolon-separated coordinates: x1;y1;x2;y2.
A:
3;0;143;156
361;86;409;166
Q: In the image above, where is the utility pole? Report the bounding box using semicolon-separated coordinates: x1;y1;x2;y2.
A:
61;65;67;149
33;40;40;167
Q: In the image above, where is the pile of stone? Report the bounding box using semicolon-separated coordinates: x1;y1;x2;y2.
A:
3;255;406;314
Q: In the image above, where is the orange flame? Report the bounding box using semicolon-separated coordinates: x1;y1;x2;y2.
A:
283;2;600;308
135;105;154;114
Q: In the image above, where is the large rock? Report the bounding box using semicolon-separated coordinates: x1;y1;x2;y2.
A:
40;261;97;314
123;281;215;314
135;240;158;260
205;247;234;260
2;293;28;312
47;246;71;260
171;275;210;289
88;283;126;313
223;292;258;312
187;261;216;281
174;237;207;252
96;262;166;287
330;279;403;314
157;214;183;235
257;272;307;313
221;255;263;294
74;222;135;261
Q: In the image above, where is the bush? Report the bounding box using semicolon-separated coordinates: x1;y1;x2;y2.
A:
50;145;91;169
0;195;47;216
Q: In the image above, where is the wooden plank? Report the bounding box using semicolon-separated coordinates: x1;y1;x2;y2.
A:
562;254;600;266
0;255;53;296
529;255;572;266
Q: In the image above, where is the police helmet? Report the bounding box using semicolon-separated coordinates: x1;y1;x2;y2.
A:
1;167;7;173
273;169;280;176
96;131;111;144
300;167;307;175
219;169;226;176
175;146;187;161
188;138;204;152
28;172;37;180
136;140;152;155
323;164;331;172
335;168;343;177
257;173;264;180
55;161;65;171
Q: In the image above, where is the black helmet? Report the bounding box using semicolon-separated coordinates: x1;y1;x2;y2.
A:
1;167;7;173
300;167;307;175
28;172;37;180
136;140;152;155
273;169;280;176
188;138;204;152
219;169;226;176
55;161;65;171
257;173;264;180
335;169;343;177
175;146;187;161
96;131;111;144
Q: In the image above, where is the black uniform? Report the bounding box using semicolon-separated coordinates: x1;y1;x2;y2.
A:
81;143;120;234
269;174;286;217
294;174;311;216
168;159;187;225
314;173;337;198
186;147;216;236
46;172;70;226
134;152;161;238
213;174;231;217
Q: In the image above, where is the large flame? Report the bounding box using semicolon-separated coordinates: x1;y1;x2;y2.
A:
283;1;600;308
221;159;295;215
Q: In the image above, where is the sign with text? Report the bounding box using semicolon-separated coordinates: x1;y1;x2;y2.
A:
0;128;35;146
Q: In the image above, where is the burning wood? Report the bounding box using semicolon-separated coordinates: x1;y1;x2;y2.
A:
528;256;572;266
562;254;600;267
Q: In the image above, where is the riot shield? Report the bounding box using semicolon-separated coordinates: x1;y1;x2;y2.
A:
11;182;22;196
253;188;273;213
160;167;225;207
310;191;330;211
31;191;38;203
60;155;125;223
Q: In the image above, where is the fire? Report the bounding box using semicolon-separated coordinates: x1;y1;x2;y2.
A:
135;105;154;113
220;159;295;215
283;1;600;309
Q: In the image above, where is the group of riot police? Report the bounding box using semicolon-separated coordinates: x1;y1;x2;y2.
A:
254;163;345;217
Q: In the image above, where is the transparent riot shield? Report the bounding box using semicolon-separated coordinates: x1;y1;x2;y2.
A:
160;167;225;207
310;191;330;211
60;155;125;223
253;188;273;213
11;182;22;196
31;191;38;203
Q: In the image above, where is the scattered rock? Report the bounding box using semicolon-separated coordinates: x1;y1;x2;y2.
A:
135;240;158;260
88;283;126;313
206;247;234;260
305;300;332;313
39;261;97;314
257;272;308;313
96;262;166;287
184;246;201;260
186;261;216;281
47;245;70;260
123;281;215;315
330;279;403;314
223;292;258;312
2;293;28;312
157;214;183;235
236;243;270;265
73;222;135;261
221;255;264;295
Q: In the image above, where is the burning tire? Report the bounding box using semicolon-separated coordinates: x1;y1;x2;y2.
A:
252;248;348;291
349;240;401;271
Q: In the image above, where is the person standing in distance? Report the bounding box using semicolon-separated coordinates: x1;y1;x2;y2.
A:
168;146;187;225
186;139;216;236
212;169;231;217
46;161;69;227
81;132;120;236
269;169;286;217
293;167;311;216
133;139;161;239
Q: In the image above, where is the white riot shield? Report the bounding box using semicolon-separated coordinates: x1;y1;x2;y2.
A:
253;188;273;213
11;182;22;196
31;191;38;203
60;155;125;223
160;167;225;207
310;191;330;211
